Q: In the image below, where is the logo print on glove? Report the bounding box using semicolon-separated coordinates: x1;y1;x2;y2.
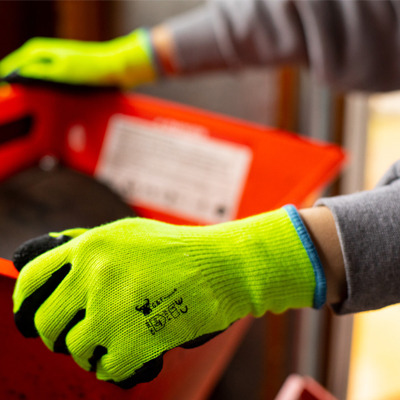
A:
135;299;152;316
145;297;189;335
135;289;178;316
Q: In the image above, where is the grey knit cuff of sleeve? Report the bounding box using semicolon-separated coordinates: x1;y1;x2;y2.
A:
315;181;400;314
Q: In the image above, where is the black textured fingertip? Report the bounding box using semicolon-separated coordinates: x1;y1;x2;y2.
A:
13;234;72;272
3;70;21;83
108;354;164;390
14;263;72;338
54;309;86;355
89;346;108;372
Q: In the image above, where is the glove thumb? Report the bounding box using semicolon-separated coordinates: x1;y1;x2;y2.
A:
13;228;87;272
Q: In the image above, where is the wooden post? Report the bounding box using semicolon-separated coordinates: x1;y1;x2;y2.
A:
55;0;116;41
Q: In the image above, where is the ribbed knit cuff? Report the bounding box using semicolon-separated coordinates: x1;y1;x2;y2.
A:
187;208;318;319
284;205;327;309
120;29;158;87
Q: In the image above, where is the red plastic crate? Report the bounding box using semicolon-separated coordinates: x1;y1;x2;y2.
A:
0;84;345;400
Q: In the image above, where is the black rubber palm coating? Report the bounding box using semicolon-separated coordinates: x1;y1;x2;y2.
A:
107;328;229;390
14;263;72;338
13;234;72;272
89;345;108;372
109;354;165;389
54;309;86;355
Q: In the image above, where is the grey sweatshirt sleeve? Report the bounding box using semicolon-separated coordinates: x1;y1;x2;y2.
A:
316;161;400;314
166;0;400;92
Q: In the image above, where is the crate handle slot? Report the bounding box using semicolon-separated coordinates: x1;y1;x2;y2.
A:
0;115;34;146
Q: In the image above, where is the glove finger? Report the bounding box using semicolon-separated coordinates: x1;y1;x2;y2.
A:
13;61;63;83
9;57;104;86
49;228;88;239
64;316;106;371
13;241;70;337
0;47;30;78
95;354;164;390
34;277;87;354
101;329;228;390
13;229;88;338
14;262;71;338
0;46;57;80
95;329;226;390
54;309;87;355
13;233;72;272
38;309;86;355
101;330;230;389
13;228;87;272
111;356;164;390
88;346;108;372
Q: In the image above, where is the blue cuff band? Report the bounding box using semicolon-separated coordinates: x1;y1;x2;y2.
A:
283;205;327;309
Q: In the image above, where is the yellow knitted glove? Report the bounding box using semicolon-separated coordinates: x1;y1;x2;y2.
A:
0;29;157;89
12;206;326;388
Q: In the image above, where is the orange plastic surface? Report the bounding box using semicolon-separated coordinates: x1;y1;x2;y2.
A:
0;85;345;225
0;258;18;279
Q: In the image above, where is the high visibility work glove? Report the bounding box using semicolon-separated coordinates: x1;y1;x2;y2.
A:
12;206;326;389
0;29;157;89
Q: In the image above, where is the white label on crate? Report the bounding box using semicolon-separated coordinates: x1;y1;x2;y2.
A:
95;114;253;224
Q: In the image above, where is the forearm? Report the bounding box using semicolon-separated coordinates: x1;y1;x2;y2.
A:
151;25;180;76
299;207;346;306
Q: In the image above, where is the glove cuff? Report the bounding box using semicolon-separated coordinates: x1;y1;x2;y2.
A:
186;207;326;319
117;28;158;88
283;205;326;309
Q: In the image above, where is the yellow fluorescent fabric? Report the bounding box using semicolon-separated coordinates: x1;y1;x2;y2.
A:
13;209;316;383
0;29;157;88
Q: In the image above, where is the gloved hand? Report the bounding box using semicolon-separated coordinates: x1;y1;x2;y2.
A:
0;29;157;89
12;206;326;389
